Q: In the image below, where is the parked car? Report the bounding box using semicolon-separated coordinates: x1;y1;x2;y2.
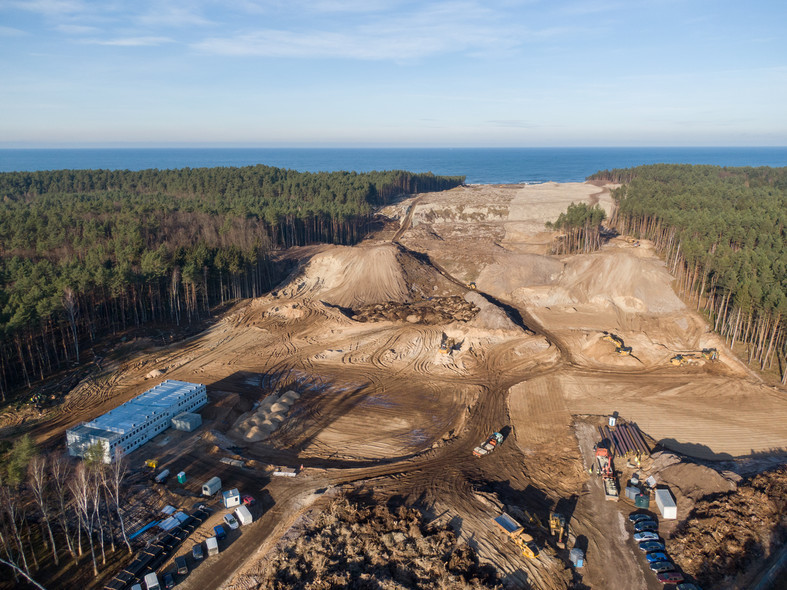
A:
646;552;670;563
162;572;175;589
634;520;659;532
192;543;204;560
657;571;685;583
213;524;226;540
242;495;256;506
223;513;239;530
650;561;676;573
677;584;702;590
639;541;665;552
629;512;654;523
633;531;660;542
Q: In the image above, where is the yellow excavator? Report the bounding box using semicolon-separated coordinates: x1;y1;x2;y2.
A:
602;332;633;356
671;348;719;366
548;512;567;549
439;333;456;355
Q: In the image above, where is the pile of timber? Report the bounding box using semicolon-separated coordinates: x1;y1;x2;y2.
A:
598;422;650;457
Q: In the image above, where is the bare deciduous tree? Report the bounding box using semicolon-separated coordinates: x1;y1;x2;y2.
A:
50;453;76;560
69;463;98;575
29;455;59;565
103;448;132;554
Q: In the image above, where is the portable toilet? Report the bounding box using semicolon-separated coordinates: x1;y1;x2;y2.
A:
569;548;584;568
222;488;240;508
177;471;187;484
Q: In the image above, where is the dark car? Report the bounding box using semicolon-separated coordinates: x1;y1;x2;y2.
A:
634;520;659;532
192;543;204;560
163;572;175;589
629;512;653;523
658;571;685;583
646;551;670;563
639;541;666;552
650;561;676;573
213;525;226;540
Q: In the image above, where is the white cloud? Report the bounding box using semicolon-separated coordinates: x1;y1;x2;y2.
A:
55;23;98;34
0;24;27;36
5;0;87;16
84;36;174;46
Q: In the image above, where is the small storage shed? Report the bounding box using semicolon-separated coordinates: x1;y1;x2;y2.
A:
222;488;240;508
172;412;202;432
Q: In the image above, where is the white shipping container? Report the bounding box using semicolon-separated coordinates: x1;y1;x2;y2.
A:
202;476;221;496
655;488;677;519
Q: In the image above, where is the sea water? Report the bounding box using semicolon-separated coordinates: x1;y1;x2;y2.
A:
0;147;785;185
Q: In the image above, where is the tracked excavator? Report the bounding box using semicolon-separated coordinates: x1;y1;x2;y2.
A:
670;348;719;366
494;513;540;559
439;333;456;355
602;332;633;356
548;512;567;549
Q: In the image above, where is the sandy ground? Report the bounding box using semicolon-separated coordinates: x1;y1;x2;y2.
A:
9;182;787;590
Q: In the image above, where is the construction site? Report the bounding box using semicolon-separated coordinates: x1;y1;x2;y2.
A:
3;181;786;590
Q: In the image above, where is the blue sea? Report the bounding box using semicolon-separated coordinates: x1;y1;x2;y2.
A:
1;147;785;185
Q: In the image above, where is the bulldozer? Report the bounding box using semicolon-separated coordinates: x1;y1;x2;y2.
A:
548;512;567;549
145;459;159;469
494;513;539;559
468;281;477;290
602;332;633;356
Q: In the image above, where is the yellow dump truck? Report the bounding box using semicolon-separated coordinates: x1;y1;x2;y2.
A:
494;513;539;559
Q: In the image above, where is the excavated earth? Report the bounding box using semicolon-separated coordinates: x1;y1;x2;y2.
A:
7;182;787;590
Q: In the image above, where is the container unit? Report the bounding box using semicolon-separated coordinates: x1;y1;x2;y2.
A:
202;476;221;496
235;504;253;526
222;488;240;508
625;486;639;500
569;548;584;567
655;488;677;519
171;412;202;432
66;380;207;463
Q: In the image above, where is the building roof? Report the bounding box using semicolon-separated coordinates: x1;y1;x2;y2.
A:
83;380;204;435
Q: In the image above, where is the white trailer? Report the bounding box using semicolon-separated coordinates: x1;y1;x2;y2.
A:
206;536;219;556
235;504;253;526
154;469;170;483
655;488;677;519
202;476;221;496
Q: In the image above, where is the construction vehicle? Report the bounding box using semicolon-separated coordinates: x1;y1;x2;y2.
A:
548;512;567;549
144;459;158;469
468;282;477;290
494;513;539;559
602;332;633;356
595;447;619;501
473;432;504;457
439;333;456;355
702;348;718;360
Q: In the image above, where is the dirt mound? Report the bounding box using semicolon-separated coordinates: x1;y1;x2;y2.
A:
231;391;299;442
351;296;478;324
667;466;787;589
465;292;520;332
276;243;410;307
517;250;685;314
248;495;501;590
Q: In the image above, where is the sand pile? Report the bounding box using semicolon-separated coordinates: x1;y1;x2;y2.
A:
276;244;410;307
232;390;301;442
515;251;685;314
464;292;519;332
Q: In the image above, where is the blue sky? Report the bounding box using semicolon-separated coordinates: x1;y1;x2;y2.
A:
1;0;785;147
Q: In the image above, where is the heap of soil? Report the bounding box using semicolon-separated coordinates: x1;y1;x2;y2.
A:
257;495;501;590
351;296;479;324
667;466;787;588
